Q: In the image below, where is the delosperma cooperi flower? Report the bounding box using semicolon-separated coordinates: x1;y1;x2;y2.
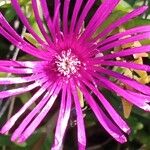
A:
0;0;150;149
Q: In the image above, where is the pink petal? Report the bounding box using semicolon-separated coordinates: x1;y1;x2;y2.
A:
94;6;148;41
0;66;33;74
75;0;96;34
70;79;86;149
0;26;51;60
99;45;150;60
97;76;150;111
0;60;40;68
14;81;62;143
40;0;55;40
11;81;58;141
53;2;61;40
52;84;72;149
126;90;150;102
80;0;119;41
99;25;150;47
31;0;53;45
0;76;35;85
11;91;50;142
0;82;39;99
98;32;150;51
100;61;150;72
53;0;61;39
11;0;45;45
70;0;83;34
95;67;150;95
80;77;130;134
0;86;47;134
63;0;71;35
80;83;127;143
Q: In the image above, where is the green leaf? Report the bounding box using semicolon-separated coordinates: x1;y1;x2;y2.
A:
124;0;138;6
136;130;150;148
23;33;39;47
128;117;144;141
125;18;150;29
95;10;126;36
101;89;121;109
116;0;133;12
124;18;150;45
0;135;12;146
0;72;7;77
42;134;53;150
4;7;16;22
19;92;32;104
0;1;11;8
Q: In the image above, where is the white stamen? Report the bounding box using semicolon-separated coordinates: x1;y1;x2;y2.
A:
55;49;81;77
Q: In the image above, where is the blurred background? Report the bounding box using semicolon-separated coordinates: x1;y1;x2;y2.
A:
0;0;150;149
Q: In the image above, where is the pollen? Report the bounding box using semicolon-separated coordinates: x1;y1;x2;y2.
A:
55;49;81;77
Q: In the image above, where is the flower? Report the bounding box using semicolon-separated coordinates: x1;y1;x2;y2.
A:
0;0;150;149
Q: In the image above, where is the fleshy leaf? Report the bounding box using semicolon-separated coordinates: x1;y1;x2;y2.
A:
23;33;40;48
122;99;133;119
77;87;84;108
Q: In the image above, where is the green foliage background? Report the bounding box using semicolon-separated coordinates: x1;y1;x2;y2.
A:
0;0;150;150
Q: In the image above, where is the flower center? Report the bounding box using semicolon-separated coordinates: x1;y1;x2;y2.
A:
55;49;81;77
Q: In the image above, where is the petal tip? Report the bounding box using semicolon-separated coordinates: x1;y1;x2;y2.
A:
143;6;149;10
141;103;150;112
11;132;19;142
0;126;8;134
117;135;127;144
11;135;17;142
78;142;86;150
122;127;131;135
0;120;15;135
11;135;26;144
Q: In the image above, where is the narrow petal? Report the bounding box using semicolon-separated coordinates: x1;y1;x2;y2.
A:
126;91;150;102
0;85;48;134
80;0;119;41
0;66;33;74
54;0;61;39
98;32;150;51
70;0;83;34
0;26;51;60
0;60;41;68
94;67;150;95
31;0;53;45
11;81;59;142
63;0;71;35
40;0;55;40
70;79;86;149
80;77;130;134
52;84;72;150
14;81;62;143
75;0;96;34
0;76;36;85
99;25;150;47
11;0;45;45
11;91;50;142
79;83;127;143
53;2;61;40
0;13;26;42
0;13;53;57
99;45;150;60
0;82;39;99
100;61;150;72
94;6;148;41
96;76;150;111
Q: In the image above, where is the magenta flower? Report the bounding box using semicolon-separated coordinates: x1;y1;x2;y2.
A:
0;0;150;149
